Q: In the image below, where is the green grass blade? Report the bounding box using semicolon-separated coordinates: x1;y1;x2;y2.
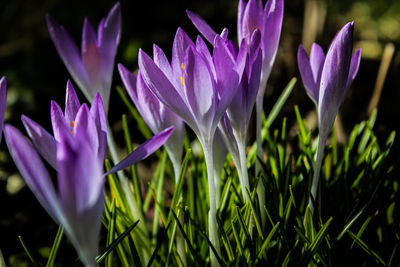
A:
347;230;386;265
45;226;64;267
105;200;117;267
266;78;297;127
96;220;140;264
257;221;280;258
18;235;41;266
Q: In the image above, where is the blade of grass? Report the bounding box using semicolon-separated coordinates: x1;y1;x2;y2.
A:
18;235;41;266
347;230;386;265
45;226;64;267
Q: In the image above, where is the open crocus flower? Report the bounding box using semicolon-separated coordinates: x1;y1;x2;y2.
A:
0;77;6;143
22;81;107;170
297;22;361;213
118;64;185;181
138;27;246;265
5;124;104;267
46;2;121;113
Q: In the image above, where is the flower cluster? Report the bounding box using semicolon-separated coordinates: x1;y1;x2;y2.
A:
1;0;362;266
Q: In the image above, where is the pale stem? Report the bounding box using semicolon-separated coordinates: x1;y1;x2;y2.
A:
202;139;220;267
237;137;250;202
255;95;266;227
214;167;221;208
308;134;327;215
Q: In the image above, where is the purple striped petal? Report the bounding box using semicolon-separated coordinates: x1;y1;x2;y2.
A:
297;45;318;104
237;0;246;42
90;93;107;162
64;80;81;125
186;10;217;44
345;48;361;94
82;18;100;96
21;115;58;170
0;77;6;143
183;46;215;122
261;0;284;77
46;14;90;96
73;104;99;154
309;43;325;89
4;125;61;222
56;133;103;266
106;126;175;175
242;0;262;43
51;101;71;143
171;28;196;76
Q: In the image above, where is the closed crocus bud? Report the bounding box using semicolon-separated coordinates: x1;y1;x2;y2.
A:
297;22;361;213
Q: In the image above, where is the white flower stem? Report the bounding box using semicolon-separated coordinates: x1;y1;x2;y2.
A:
202;139;220;267
308;134;327;215
237;138;250;201
255;96;266;227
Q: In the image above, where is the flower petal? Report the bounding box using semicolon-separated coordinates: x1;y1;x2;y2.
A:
65;80;81;125
46;14;90;98
183;46;215;123
186;10;217;44
106;126;175;175
90;93;107;162
73;104;99;155
309;43;325;88
56;132;103;267
345;48;361;94
50;100;71;143
4;125;61;222
0;77;6;143
82;18;101;99
261;0;284;79
21;115;58;170
297;45;318;104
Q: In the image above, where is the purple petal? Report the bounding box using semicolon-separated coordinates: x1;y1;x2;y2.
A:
153;44;174;81
246;47;263;121
21;115;58;170
345;48;361;93
171;28;196;76
183;46;215;121
82;18;101;96
309;43;325;88
261;0;284;78
186;10;217;44
0;77;6;143
98;2;121;65
237;0;247;43
56;133;103;266
297;45;318;104
90;93;107;162
319;22;354;136
65;80;81;125
4;125;61;222
139;49;196;129
51;100;71;143
46;14;90;97
73;104;99;154
106;126;175;175
213;36;240;119
242;0;262;43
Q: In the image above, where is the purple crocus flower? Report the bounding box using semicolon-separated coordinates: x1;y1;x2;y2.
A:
118;64;185;181
0;77;7;143
46;3;121;113
5;124;104;266
22;81;107;170
297;22;361;213
138;28;246;265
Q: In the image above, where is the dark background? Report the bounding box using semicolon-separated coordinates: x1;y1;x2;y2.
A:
0;0;399;265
